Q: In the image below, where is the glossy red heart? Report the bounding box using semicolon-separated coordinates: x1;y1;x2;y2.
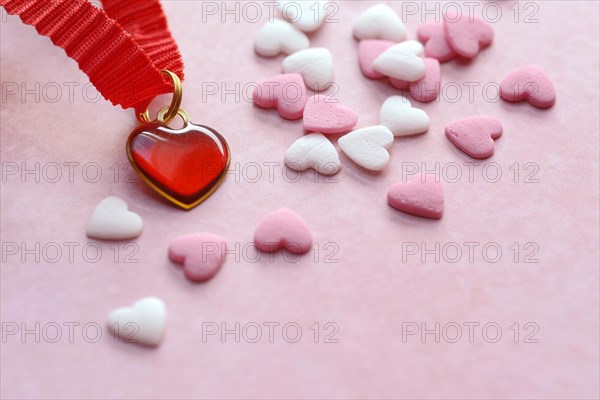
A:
127;122;230;210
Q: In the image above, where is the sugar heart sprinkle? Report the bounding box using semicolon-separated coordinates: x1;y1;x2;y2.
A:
254;208;313;254
388;174;444;219
107;297;166;347
86;196;143;240
168;233;227;282
303;95;359;134
445;116;503;159
285;133;341;175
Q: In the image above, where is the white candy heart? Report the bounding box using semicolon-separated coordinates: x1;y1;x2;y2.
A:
379;96;430;137
254;19;309;57
282;48;334;91
353;4;407;42
338;126;394;171
373;40;426;82
284;133;341;175
107;297;166;347
86;196;143;240
277;1;329;32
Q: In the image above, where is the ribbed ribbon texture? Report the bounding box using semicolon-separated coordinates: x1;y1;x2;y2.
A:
0;0;184;114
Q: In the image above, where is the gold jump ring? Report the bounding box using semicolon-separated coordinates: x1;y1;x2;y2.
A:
137;70;183;125
157;106;190;126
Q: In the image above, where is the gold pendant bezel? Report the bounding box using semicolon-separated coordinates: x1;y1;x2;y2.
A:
126;123;231;211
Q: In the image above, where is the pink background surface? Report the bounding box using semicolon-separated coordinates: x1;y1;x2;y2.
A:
1;1;599;398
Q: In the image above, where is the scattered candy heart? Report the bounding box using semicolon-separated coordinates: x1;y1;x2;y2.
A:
254;19;310;57
282;48;334;91
387;174;444;219
168;233;227;283
358;39;395;79
353;4;406;42
338;126;394;171
254;208;313;254
285;133;341;175
373;40;426;82
253;73;307;120
277;0;329;32
417;21;458;63
107;297;166;347
303;95;359;134
500;65;556;109
390;57;441;103
445;116;503;159
86;196;143;240
379;96;429;137
444;13;494;59
245;5;549;238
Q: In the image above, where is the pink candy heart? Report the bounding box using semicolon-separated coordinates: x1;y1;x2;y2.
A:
500;65;556;109
358;39;395;79
387;174;444;219
254;208;313;254
417;22;457;63
303;95;359;134
390;58;441;103
445;116;503;159
168;233;227;282
357;41;441;102
444;13;494;58
252;73;307;120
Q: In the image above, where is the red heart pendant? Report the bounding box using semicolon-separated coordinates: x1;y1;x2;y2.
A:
126;120;230;210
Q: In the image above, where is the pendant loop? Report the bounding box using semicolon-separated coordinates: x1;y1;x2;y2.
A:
157;106;190;126
137;70;183;125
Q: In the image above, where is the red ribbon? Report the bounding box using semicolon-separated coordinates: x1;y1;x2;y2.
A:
0;0;184;115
